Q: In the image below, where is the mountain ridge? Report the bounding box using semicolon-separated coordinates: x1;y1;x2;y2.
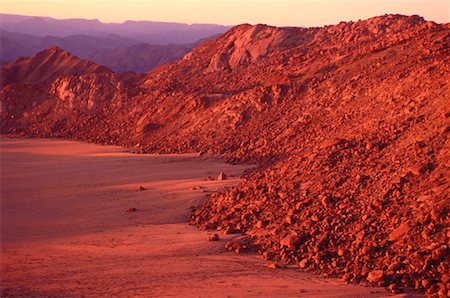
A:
0;47;112;87
0;13;230;72
0;13;229;42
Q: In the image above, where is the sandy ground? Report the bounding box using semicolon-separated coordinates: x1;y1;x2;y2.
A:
0;137;413;297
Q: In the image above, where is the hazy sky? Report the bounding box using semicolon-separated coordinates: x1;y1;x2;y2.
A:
0;0;448;27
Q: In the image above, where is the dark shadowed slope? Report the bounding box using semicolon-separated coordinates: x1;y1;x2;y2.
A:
0;29;141;61
85;43;197;73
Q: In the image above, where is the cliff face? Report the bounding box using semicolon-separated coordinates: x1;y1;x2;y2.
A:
204;24;305;72
1;14;449;296
49;73;127;110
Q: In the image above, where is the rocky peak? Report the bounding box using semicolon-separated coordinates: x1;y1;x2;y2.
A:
206;24;302;72
0;47;111;87
316;14;432;44
45;46;66;54
366;14;426;27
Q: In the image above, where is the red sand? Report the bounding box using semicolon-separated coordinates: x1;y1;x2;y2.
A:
0;137;404;297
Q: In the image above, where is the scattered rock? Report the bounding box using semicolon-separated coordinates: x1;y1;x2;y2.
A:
408;163;429;176
387;283;400;293
266;263;280;269
209;233;220;241
388;222;410;242
224;235;255;254
320;194;333;208
298;259;309;269
280;234;301;250
337;248;346;257
367;270;385;283
217;172;227;181
431;245;448;261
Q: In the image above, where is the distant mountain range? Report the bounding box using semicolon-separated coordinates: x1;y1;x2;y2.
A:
0;13;228;72
0;13;229;42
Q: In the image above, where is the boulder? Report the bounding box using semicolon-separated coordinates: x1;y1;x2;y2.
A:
217;172;227;181
367;270;385;283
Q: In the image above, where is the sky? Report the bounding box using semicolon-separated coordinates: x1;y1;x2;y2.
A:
0;0;448;27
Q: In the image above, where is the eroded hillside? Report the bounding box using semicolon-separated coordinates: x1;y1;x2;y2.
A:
1;14;449;296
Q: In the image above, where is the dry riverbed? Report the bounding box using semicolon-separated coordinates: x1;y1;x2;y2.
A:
0;137;408;297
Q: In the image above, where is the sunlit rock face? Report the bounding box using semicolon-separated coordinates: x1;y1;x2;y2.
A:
50;73;126;111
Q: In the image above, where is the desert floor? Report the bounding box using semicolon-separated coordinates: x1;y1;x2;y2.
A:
1;137;412;297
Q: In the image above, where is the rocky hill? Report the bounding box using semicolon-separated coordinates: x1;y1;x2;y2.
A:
0;47;111;86
1;14;449;296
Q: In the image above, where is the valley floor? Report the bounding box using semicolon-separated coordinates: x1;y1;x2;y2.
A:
0;137;409;297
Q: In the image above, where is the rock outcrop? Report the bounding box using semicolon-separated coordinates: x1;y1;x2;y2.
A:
205;24;306;72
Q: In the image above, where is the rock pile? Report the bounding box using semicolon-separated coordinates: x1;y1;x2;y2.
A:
191;135;449;295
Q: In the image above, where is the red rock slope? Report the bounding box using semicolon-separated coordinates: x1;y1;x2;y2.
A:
1;14;449;296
